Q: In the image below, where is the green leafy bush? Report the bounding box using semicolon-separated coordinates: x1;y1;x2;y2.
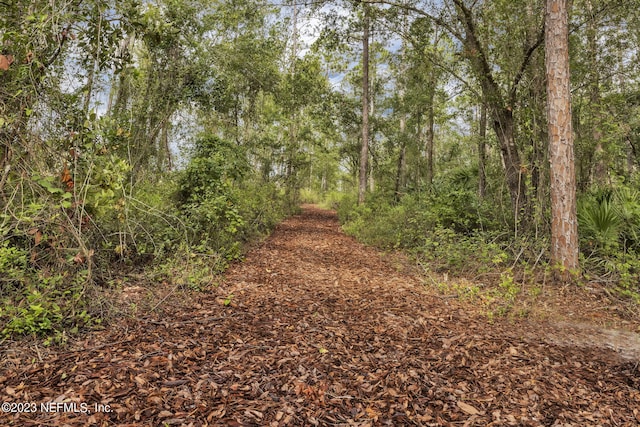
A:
0;239;28;289
577;185;640;297
1;131;290;341
337;189;510;277
1;269;97;342
172;136;288;262
579;185;640;254
178;136;248;204
579;190;621;253
320;190;345;210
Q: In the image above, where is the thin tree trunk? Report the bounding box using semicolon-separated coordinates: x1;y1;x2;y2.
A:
112;72;130;116
369;158;375;193
160;121;172;172
286;0;299;204
368;17;376;194
545;0;580;281
425;98;435;188
586;0;605;183
83;58;98;117
292;0;298;62
394;2;408;202
83;4;106;120
478;102;487;199
394;116;407;201
358;7;370;205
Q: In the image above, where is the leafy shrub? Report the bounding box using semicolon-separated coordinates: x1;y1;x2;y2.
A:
117;177;187;259
320;190;345;210
0;174;104;340
234;181;288;239
578;185;640;298
579;190;621;253
614;186;640;249
0;239;28;290
337;189;510;276
579;185;640;254
300;188;321;204
173;136;288;261
177;136;248;205
1;131;291;341
0;267;97;342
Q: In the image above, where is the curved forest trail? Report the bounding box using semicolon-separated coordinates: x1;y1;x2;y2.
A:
1;205;639;426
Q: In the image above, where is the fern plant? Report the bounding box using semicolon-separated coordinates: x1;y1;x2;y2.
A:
614;187;640;249
578;193;621;253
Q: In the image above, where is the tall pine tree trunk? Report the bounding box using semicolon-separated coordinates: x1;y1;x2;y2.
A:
545;0;579;281
285;0;299;205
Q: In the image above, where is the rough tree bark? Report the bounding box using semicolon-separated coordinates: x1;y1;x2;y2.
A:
545;0;580;281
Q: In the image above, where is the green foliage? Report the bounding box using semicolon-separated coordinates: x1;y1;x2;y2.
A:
0;240;28;288
579;190;621;252
154;247;222;291
235;181;289;238
176;136;246;258
0;170;104;338
172;135;287;263
496;270;519;303
104;177;185;260
613;187;640;249
223;293;234;306
579;185;640;254
178;136;248;204
338;191;509;275
578;185;640;298
300;188;322;204
85;154;131;215
1;272;96;342
320;190;345;210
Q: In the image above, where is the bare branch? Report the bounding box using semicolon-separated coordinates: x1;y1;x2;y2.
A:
509;23;545;104
43;24;72;68
424;52;480;99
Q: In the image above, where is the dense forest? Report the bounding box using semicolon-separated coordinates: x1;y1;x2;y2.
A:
2;0;640;341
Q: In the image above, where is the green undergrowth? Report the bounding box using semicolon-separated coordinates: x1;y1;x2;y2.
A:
299;188;344;211
424;269;531;320
336;185;640;318
1;136;290;344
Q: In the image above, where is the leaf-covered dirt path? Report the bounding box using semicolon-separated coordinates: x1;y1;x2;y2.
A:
2;206;640;426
